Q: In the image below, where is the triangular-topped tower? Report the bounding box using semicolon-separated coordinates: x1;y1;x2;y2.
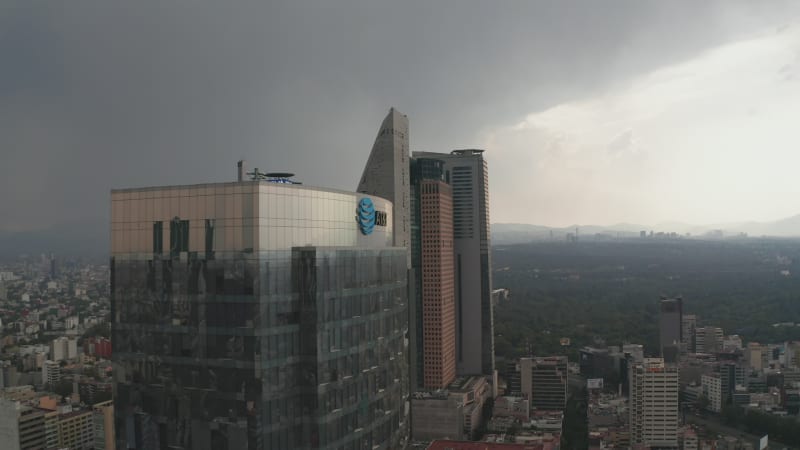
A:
358;108;411;265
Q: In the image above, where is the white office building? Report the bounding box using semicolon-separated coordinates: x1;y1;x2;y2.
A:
50;337;78;362
702;374;723;413
41;361;61;386
629;358;679;448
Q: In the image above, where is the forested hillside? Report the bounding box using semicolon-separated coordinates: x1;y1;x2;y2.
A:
492;239;800;361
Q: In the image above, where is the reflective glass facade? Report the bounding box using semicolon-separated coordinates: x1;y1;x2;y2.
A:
111;182;408;449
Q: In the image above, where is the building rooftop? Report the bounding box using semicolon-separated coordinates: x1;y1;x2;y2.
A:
59;409;92;420
111;179;364;198
448;375;485;392
427;440;544;450
450;149;485;155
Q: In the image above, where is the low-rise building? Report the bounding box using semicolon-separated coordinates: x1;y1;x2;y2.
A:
0;386;37;403
411;376;491;441
449;376;491;440
493;396;530;422
43;409;59;449
680;426;698;450
0;398;47;450
58;409;93;450
411;391;465;441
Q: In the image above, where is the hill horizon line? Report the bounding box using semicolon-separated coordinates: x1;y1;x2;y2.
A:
492;212;800;243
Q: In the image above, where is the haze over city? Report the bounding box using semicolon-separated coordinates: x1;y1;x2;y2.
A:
5;3;800;450
3;1;800;240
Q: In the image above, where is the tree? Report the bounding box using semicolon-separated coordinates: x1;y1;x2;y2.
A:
52;380;73;398
82;322;110;339
561;387;589;450
721;403;744;426
695;394;710;412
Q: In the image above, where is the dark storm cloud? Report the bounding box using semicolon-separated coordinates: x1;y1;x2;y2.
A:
1;0;797;236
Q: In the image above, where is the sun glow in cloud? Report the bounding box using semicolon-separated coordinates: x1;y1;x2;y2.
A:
483;24;800;227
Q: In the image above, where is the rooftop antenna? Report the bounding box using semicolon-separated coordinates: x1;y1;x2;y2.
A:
237;160;247;182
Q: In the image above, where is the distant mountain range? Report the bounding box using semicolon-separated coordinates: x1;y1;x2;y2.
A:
3;213;800;259
492;214;800;244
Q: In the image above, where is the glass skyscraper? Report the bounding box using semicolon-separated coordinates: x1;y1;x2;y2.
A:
111;179;409;449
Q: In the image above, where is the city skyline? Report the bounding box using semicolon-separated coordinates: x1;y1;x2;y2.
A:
4;2;800;238
4;2;800;449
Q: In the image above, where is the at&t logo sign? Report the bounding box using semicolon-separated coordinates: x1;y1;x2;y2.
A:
357;198;387;235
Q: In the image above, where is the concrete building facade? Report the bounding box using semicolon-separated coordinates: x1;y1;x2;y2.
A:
412;160;457;390
519;356;568;412
410;392;464;442
58;410;93;450
413;150;494;377
659;297;682;361
447;376;491;440
746;342;764;371
357;107;411;258
681;314;697;353
419;178;456;389
43;409;58;449
409;376;490;442
93;400;115;450
629;358;679;449
0;399;47;450
701;374;723;413
50;337;78;362
695;326;724;354
41;361;61;386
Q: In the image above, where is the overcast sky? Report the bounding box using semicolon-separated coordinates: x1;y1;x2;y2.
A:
2;1;800;232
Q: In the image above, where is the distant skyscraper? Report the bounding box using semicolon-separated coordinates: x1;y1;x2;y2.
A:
410;157;456;389
629;358;679;448
413;150;494;376
659;297;682;361
696;326;724;354
111;172;409;449
681;314;697;353
49;254;57;280
358;107;411;263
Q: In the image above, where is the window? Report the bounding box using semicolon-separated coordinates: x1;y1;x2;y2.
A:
152;221;163;254
205;219;215;258
170;218;189;257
